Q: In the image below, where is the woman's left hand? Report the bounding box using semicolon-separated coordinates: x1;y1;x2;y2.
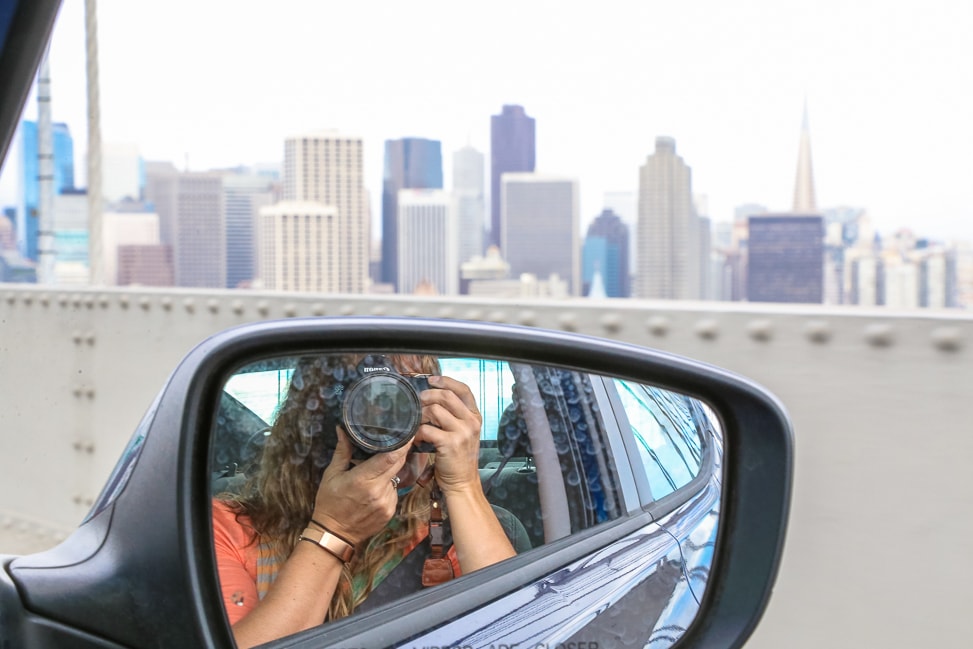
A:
412;375;483;494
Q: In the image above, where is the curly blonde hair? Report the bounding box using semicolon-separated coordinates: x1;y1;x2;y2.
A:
227;352;441;621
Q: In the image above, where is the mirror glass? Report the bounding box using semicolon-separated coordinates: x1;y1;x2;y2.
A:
209;351;722;647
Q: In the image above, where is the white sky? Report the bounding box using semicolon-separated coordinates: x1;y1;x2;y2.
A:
3;0;972;242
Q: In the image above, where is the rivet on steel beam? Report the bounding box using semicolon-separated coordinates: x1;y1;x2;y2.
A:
139;296;151;310
22;294;32;306
85;332;96;345
72;441;83;451
311;303;325;316
558;313;578;331
118;294;130;309
805;320;831;343
931;326;962;352
208;299;220;314
72;386;83;398
694;319;719;340
340;304;355;315
98;294;110;308
283;303;297;317
72;330;83;344
747;319;773;342
161;296;173;310
645;316;670;336
184;298;195;313
465;309;483;321
404;306;420;317
864;323;894;347
600;313;622;333
370;304;386;315
519;310;537;326
4;292;15;304
39;294;50;306
85;387;96;399
71;294;83;307
438;306;455;319
72;495;83;505
83;441;95;453
257;301;270;316
58;293;69;306
488;310;507;323
232;300;245;315
84;295;95;308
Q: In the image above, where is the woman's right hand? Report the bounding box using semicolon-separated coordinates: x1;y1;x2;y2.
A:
311;428;410;545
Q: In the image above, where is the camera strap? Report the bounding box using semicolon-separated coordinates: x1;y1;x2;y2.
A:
421;475;455;587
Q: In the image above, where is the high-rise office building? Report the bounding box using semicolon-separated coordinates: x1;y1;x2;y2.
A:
380;138;443;290
17;120;75;261
257;201;342;293
452;145;485;266
223;170;277;289
282;131;370;294
501;173;579;295
636;136;700;300
397;189;457;296
582;208;630;297
144;165;225;288
747;214;824;303
490;105;535;248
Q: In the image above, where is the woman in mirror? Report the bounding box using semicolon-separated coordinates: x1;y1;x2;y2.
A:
213;353;530;649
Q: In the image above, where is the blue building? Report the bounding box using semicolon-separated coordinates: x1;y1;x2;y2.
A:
380;137;443;290
490;105;535;248
17;120;75;261
747;214;824;303
582;208;630;297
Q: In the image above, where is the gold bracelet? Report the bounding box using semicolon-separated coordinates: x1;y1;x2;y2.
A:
298;526;355;563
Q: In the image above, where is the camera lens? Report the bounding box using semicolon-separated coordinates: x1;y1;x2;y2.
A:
341;372;422;452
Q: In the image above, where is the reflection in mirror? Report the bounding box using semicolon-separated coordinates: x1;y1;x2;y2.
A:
210;351;721;648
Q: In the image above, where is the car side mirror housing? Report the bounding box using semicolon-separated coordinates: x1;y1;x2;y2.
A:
6;317;791;649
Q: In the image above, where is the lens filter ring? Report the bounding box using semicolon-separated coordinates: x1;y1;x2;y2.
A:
341;372;422;453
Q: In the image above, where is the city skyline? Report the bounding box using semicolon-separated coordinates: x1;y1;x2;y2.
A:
1;0;970;244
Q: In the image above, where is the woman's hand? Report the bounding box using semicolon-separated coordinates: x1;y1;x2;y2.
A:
413;375;483;494
311;428;410;545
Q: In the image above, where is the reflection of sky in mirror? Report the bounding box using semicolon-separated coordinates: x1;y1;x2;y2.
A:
224;369;291;424
7;0;971;240
223;358;514;441
439;358;514;441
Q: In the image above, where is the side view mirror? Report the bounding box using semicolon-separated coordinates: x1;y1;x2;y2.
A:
3;318;791;648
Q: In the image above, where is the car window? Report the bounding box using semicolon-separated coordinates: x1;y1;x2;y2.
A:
612;378;705;501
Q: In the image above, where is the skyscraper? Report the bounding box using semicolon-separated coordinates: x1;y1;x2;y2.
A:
636;136;700;300
223;169;277;289
282;130;370;294
793;104;817;213
501;173;579;295
582;208;630;297
144;164;225;288
257;201;341;293
747;214;824;303
397;189;457;295
452;145;485;266
381;137;443;290
490;105;535;248
17;120;74;261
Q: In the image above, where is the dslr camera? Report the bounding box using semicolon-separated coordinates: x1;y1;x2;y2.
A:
332;354;435;459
